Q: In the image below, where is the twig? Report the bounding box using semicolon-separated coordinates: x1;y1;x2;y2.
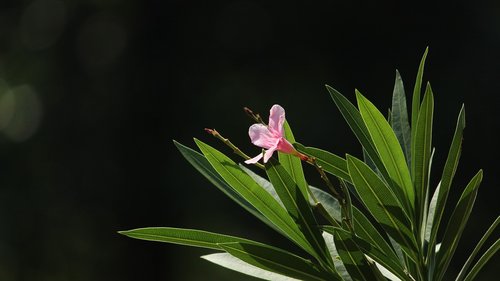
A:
243;107;266;124
204;128;265;170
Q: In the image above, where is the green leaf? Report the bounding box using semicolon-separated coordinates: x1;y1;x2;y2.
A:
294;143;351;183
352;208;402;266
265;159;332;266
457;216;500;281
411;83;434;233
425;182;441;244
323;232;352;281
325;85;390;182
463;239;500;281
332;227;380;281
391;69;412;166
119;227;255;250
310;186;342;222
240;165;342;225
346;155;417;262
195;139;314;255
434;170;483;281
411;47;429;142
174;141;277;232
356;91;415;214
323;226;412;281
240;164;283;207
279;121;309;200
428;105;466;261
219;242;338;281
202;253;301;281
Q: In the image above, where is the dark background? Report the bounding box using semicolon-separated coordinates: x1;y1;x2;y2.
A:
0;0;498;280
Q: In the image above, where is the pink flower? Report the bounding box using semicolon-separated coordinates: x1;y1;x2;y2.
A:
245;104;303;164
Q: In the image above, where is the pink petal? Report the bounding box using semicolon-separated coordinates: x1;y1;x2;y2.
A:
263;146;277;163
245;153;263;164
276;138;296;154
248;124;278;149
268;104;285;136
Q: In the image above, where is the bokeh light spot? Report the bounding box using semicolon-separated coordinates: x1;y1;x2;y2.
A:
0;85;43;142
19;0;67;50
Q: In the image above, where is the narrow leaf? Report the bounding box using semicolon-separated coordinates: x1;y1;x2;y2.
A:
202;253;301;281
195;139;314;255
325;85;391;182
240;165;342;226
279;121;309;200
311;186;342;222
411;47;429;141
356;91;415;214
425;182;441;243
463;239;500;281
411;83;434;234
346;155;418;262
175;141;276;231
323;232;352;281
352;208;402;265
457;216;500;281
219;242;338;281
266;159;332;265
391;70;412;165
323;226;412;281
332;227;381;281
428;105;466;261
119;227;256;250
434;170;483;281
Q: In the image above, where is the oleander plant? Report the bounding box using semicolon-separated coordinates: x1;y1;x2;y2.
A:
119;49;499;281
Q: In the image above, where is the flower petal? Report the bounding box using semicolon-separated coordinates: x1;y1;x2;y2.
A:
263;145;277;163
248;124;277;149
268;104;285;136
245;153;263;164
276;138;296;154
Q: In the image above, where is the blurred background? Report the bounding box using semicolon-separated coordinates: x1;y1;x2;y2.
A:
0;0;498;280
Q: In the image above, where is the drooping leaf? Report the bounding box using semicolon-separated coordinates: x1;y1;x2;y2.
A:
463;239;500;281
325;85;390;182
411;83;434;233
266;159;332;266
456;216;500;281
219;242;339;281
356;91;415;215
294;143;351;183
118;227;257;250
346;155;418;262
174;141;277;232
427;105;466;261
279;121;309;200
202;253;301;281
391;70;412;166
434;170;483;281
195;139;314;255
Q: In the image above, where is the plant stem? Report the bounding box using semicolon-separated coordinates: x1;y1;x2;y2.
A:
204;128;265;170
